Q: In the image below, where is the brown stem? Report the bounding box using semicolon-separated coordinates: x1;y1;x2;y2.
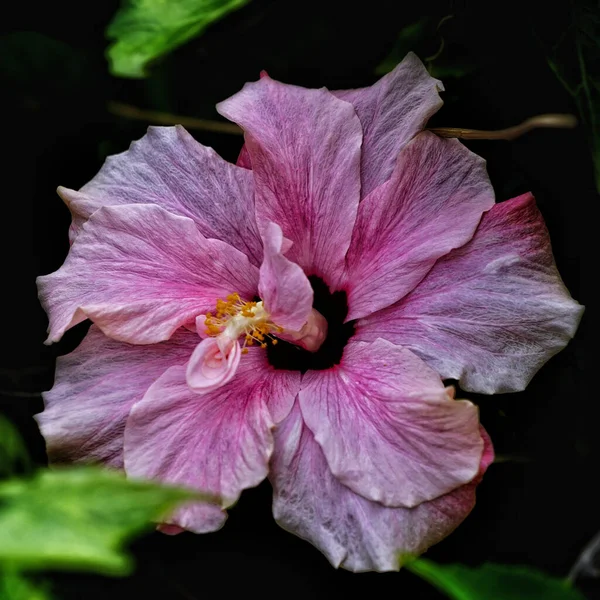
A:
429;113;577;140
107;101;242;135
108;102;577;142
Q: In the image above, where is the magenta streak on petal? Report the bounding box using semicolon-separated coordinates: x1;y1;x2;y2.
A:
37;204;259;345
217;75;362;286
299;338;483;508
124;349;301;533
271;404;493;572
236;143;252;169
59;125;262;265
356;193;584;394
333;52;444;198
35;325;198;469
344;131;495;321
235;52;442;198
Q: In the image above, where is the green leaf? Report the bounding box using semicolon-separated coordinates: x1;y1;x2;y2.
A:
375;18;430;75
428;63;476;80
375;15;475;85
406;559;586;600
106;0;250;78
0;467;204;575
0;415;31;478
0;571;52;600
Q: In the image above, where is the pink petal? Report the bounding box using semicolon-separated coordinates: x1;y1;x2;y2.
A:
298;338;483;508
124;350;301;533
59;126;262;264
186;337;241;394
217;75;362;284
35;325;197;468
37;204;259;344
276;308;328;353
356;193;584;393
236;143;252;169
234;53;441;196
344;131;495;320
156;524;185;535
271;404;493;572
157;501;227;535
334;52;444;198
258;222;313;331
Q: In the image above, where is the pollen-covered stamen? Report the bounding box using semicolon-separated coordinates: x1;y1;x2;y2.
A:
203;293;283;354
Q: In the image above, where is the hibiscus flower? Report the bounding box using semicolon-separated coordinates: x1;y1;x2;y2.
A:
36;53;583;572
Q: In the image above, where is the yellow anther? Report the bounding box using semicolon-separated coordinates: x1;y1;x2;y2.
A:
203;292;283;355
272;339;278;345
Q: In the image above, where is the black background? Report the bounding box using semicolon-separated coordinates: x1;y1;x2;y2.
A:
1;0;595;598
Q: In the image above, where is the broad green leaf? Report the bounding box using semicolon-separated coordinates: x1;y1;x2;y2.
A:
406;558;586;600
0;467;205;575
0;571;51;600
106;0;250;78
0;415;31;478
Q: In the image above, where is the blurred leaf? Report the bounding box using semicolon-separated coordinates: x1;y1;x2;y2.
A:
106;0;250;78
0;571;51;600
0;32;88;98
376;15;475;84
546;0;600;192
406;558;586;600
429;63;476;80
375;18;430;75
0;467;203;575
0;415;31;478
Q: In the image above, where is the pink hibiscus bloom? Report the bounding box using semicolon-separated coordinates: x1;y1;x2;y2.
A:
36;53;582;572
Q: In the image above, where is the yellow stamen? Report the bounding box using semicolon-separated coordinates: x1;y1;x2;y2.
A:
203;293;282;355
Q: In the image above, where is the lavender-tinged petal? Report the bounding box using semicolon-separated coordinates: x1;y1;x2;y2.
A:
298;338;483;508
124;350;300;533
344;131;495;320
271;404;493;572
35;325;198;469
357;193;584;393
37;204;259;344
217;76;362;285
334;52;444;197
61;125;262;264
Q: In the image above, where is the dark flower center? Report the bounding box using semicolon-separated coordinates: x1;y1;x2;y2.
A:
266;276;355;372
